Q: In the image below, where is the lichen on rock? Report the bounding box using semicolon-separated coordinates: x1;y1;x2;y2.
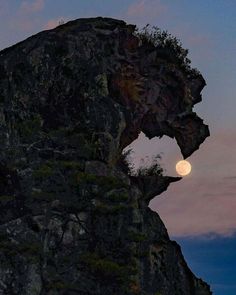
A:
0;17;211;294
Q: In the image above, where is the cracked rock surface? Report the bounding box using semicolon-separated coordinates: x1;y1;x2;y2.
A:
0;17;211;294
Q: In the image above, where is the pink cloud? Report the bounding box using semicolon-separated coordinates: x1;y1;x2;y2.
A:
44;18;67;30
126;0;168;21
8;0;45;32
20;0;45;14
150;176;236;237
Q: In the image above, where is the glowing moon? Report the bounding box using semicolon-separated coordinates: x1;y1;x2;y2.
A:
176;160;192;176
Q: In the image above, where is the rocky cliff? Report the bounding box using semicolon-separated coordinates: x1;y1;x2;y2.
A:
0;17;211;294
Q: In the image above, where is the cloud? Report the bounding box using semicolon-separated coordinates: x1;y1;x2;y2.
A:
19;0;45;14
150;176;236;237
8;0;46;33
125;0;168;23
44;18;66;30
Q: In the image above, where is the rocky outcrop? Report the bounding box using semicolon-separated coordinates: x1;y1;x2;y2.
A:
0;17;211;294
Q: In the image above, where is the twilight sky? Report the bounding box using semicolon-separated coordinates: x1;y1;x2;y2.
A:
0;1;235;294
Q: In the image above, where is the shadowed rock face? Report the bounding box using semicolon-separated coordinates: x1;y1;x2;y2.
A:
0;17;211;294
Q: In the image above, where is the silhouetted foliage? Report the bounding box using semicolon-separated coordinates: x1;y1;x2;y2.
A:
136;154;163;177
118;148;135;176
134;24;200;77
58;19;65;26
119;149;163;177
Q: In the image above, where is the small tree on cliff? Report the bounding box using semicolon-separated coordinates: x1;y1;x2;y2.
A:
136;154;163;177
134;24;200;76
119;149;164;177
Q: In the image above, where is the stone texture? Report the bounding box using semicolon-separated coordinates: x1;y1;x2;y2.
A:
0;17;211;294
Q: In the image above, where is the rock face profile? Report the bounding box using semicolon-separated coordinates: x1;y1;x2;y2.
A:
0;17;211;294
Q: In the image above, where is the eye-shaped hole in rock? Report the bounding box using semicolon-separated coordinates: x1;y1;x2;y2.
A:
122;131;183;177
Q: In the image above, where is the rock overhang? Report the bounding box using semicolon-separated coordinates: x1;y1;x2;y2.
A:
0;17;212;295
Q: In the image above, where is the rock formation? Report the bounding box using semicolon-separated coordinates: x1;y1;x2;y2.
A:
0;17;211;294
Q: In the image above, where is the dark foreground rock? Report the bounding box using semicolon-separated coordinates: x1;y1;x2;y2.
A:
0;17;211;294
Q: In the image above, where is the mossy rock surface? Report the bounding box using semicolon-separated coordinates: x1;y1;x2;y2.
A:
0;17;211;295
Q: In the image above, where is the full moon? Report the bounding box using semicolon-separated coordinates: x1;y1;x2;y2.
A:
176;160;192;176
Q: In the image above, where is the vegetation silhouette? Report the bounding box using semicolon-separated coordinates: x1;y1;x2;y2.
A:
119;149;164;177
134;24;200;76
